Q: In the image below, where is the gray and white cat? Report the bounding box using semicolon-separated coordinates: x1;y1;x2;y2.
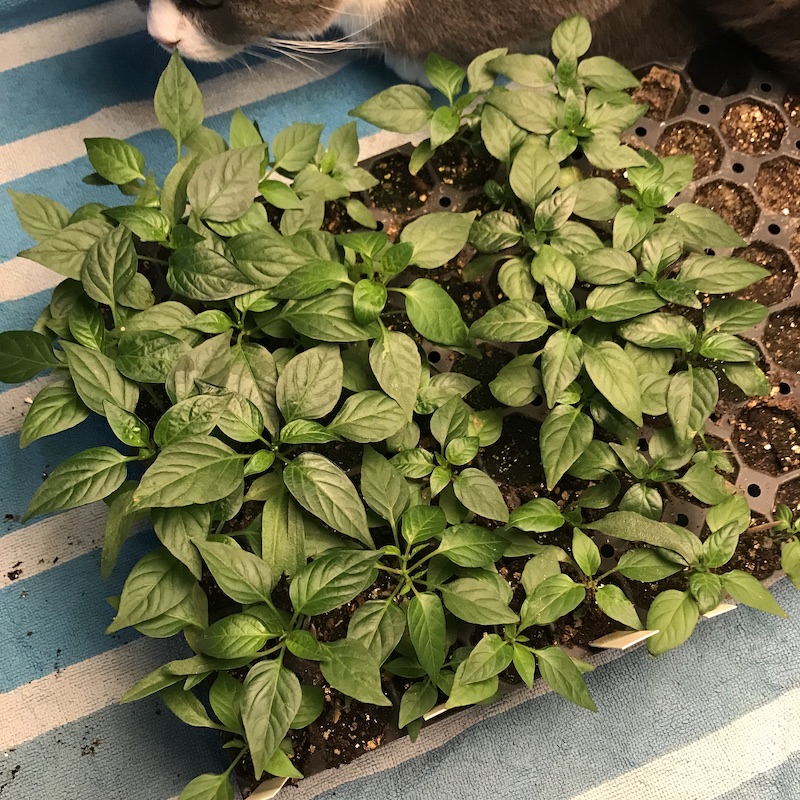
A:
136;0;800;82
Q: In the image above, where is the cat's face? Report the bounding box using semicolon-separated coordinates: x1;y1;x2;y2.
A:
136;0;349;61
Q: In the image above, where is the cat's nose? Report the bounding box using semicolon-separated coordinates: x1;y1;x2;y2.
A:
153;35;180;50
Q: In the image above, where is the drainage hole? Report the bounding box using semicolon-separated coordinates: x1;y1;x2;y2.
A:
635;126;647;137
780;382;791;395
375;220;384;231
439;196;452;208
532;395;544;406
732;162;745;173
768;223;781;235
599;543;615;558
761;82;773;92
747;483;762;497
676;513;690;526
698;104;710;114
428;350;441;364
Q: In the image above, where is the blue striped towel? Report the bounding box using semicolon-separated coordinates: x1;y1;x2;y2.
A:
1;3;799;799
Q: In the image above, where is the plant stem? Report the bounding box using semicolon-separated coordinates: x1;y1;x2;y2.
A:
137;255;169;266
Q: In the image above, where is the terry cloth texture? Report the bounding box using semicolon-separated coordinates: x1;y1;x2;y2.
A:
1;3;799;799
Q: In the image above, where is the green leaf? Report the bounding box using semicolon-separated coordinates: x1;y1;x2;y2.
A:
80;226;137;310
328;391;406;443
586;284;664;323
782;538;800;590
194;539;272;605
20;380;89;447
613;206;654;252
272;123;324;171
521;550;562;595
26;446;128;520
116;331;191;384
134;436;243;509
453;468;509;522
509;136;560;207
459;634;513;685
689;572;723;615
699;333;759;363
209;672;245;733
400;212;476;270
722;363;770;397
242;661;302;778
572;528;601;578
106;547;195;632
402;505;447;546
348;600;406;665
290;684;325;730
520;574;585;628
425;53;466;102
370;331;421;419
281;287;379;342
154;51;203;148
437;523;508;567
535;645;596;711
541;330;583;408
704;299;769;334
678;254;767;293
19;219;112;279
0;331;60;383
470;299;549;343
168;245;256;301
84;137;145;183
467;47;508;93
408;592;448;682
573;248;636;285
540;405;594;490
152;395;229;448
617;313;696;351
283;453;373;547
151;505;207;579
583;342;642;425
197;613;270;660
187;146;263;222
587;512;698;565
360;446;410;528
720;571;787;617
577;56;638;90
352;280;387;324
319;639;391;706
276;345;342;423
671;204;746;249
177;773;233;800
668;368;718;447
646;590;700;655
403;278;470;348
489;353;540;407
440;577;519;625
350;86;434;133
595;584;643;629
261;488;305;582
7;189;69;242
509;498;564;532
615;548;683;582
551;15;592;59
104;206;171;243
480;105;527;164
675;463;730;505
227;342;281;437
399;681;439;729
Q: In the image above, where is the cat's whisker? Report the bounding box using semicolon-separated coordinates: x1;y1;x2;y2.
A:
265;43;325;76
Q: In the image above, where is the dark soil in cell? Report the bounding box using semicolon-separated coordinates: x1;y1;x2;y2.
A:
782;93;800;127
733;402;800;475
632;66;687;121
441;272;493;326
754;156;800;215
428;139;499;191
719;99;786;154
367;152;434;215
764;307;800;372
775;476;800;512
553;597;631;650
692;180;760;236
733;241;797;305
656;121;723;179
450;346;515;411
305;438;365;473
322;201;360;236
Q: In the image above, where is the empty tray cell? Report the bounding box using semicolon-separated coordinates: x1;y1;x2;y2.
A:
693;179;760;236
733;241;797;305
657;121;723;179
754;156;800;215
764;307;800;372
720;99;786;155
733;402;800;476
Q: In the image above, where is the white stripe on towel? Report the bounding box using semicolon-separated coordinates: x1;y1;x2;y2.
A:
0;637;180;750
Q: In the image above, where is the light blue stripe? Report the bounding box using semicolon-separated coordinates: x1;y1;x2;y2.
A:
0;418;116;536
716;752;800;800
0;0;111;34
0;689;229;800
0;290;50;335
0;33;240;146
0;529;154;692
311;580;800;800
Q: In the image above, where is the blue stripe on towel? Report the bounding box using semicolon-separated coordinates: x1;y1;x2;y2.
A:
0;529;154;692
0;419;116;534
0;692;229;800
0;291;50;337
312;580;800;800
717;754;800;800
0;0;111;34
